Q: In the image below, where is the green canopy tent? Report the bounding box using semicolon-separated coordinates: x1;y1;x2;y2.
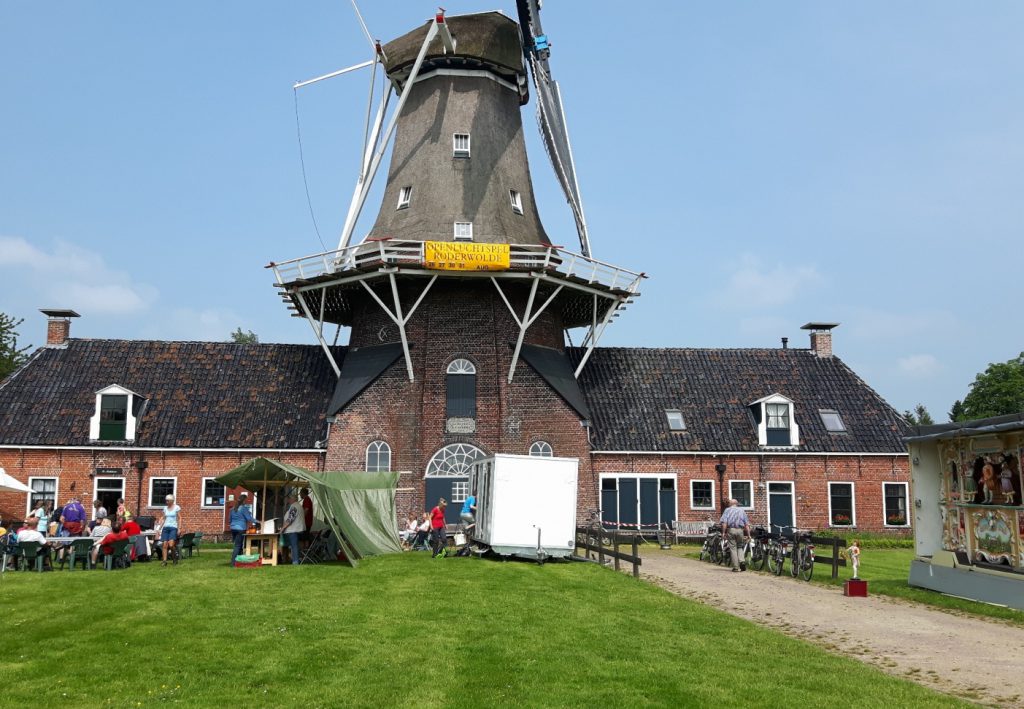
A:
215;458;403;566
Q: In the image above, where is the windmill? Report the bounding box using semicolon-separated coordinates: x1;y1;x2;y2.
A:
272;6;643;385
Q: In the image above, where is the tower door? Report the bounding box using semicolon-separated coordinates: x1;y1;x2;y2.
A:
767;482;795;529
425;478;466;524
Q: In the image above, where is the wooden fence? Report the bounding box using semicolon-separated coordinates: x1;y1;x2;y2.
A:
574;526;642;578
808;535;847;579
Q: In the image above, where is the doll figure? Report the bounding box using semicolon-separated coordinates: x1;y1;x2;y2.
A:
847;540;861;579
980;463;997;503
999;461;1015;505
962;470;977;502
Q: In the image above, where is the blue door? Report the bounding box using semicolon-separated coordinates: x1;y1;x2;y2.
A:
618;478;638;530
768;482;794;529
425;478;465;524
601;479;619;529
659;479;676;526
640;478;658;532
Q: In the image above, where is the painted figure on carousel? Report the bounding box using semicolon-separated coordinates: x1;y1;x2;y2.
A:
999;460;1015;505
981;462;997;504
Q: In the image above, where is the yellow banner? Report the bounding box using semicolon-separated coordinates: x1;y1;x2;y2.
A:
423;241;510;271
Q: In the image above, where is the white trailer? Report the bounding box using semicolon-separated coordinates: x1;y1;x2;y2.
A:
470;454;579;560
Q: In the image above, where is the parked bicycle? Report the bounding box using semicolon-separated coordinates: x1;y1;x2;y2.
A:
699;525;722;563
789;529;815;582
766;524;792;576
746;526;770;572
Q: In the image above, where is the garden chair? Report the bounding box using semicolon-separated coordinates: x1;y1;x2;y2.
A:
1;533;21;572
17;541;46;572
178;532;196;558
101;539;132;570
64;537;96;571
192;531;204;556
300;529;331;564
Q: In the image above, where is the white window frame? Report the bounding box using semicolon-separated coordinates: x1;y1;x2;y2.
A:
827;481;857;528
882;482;910;528
397;185;412;209
529;440;553;457
767;481;796;528
665;409;685;431
366;440;392;472
453;221;473;241
819;409;847;433
446;358;477;375
689;479;716;511
148;476;178;509
453;132;470;157
26;476;59;516
89;384;141;441
728;479;754;510
749;393;800;449
201;477;226;509
509;189;523;215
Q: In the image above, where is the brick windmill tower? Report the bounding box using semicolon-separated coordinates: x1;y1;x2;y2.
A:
271;7;643;521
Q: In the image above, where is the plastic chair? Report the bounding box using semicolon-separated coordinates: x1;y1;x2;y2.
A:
192;531;204;556
17;541;46;572
1;533;20;572
102;539;132;570
65;538;96;571
178;532;196;558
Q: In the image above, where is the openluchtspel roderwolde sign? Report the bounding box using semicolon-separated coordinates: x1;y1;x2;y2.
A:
423;241;510;271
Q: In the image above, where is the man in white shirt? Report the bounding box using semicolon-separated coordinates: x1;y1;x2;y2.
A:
17;519;46;545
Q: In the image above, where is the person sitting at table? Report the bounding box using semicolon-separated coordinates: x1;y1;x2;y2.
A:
91;517;113;543
121;517;143;560
228;492;257;566
92;521;130;566
60;496;87;536
16;517;52;570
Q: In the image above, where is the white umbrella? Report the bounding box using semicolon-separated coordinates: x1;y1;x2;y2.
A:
0;467;31;494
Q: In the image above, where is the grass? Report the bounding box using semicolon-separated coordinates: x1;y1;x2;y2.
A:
0;549;966;708
660;542;1024;626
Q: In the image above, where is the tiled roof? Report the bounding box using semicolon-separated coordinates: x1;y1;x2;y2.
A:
570;347;908;453
0;340;343;448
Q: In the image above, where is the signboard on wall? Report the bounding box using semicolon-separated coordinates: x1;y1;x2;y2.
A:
424;241;510;271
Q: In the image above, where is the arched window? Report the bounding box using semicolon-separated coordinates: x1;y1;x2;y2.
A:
366;441;391;472
446;358;477;420
425;443;484;477
529;441;553;457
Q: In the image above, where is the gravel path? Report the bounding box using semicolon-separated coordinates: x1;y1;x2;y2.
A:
641;552;1024;707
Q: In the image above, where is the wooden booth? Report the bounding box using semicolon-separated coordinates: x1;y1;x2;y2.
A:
906;413;1024;610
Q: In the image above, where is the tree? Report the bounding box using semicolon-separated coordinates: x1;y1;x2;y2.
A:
948;399;967;423
960;352;1024;420
0;312;32;381
903;404;934;426
229;328;259;344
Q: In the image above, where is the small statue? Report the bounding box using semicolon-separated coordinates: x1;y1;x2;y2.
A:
962;471;978;502
981;463;997;504
846;540;861;579
999;461;1015;505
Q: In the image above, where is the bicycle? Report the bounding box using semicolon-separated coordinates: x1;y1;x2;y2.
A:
766;524;792;576
789;530;815;582
698;525;721;563
746;526;769;572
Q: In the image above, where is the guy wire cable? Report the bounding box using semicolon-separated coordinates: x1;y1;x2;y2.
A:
293;87;328;253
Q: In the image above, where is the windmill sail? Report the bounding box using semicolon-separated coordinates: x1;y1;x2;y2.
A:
516;0;592;258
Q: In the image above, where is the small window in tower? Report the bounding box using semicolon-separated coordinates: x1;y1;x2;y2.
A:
510;190;523;215
397;186;412;210
454;222;473;241
453;133;471;158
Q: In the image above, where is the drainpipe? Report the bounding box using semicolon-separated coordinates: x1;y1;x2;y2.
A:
715;458;728;514
135;458;148;514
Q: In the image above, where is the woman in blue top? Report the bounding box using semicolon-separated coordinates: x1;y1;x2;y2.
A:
228;492;257;565
157;494;182;566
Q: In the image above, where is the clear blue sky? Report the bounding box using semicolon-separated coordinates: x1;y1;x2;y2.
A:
2;2;1022;420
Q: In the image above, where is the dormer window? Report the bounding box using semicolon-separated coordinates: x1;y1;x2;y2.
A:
509;190;523;215
453;133;470;158
397;186;412;209
90;384;144;441
749;393;800;449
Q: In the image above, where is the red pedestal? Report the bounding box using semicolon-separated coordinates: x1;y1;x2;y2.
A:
234;560;261;568
844;579;868;597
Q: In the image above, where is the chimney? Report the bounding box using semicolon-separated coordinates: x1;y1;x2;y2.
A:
40;309;80;347
801;322;839;358
781;337;788;350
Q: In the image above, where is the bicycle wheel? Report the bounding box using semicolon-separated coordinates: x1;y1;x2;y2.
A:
749;540;766;571
790;547;800;577
799;551;814;581
770;544;786;576
710;540;722;565
699;541;710;562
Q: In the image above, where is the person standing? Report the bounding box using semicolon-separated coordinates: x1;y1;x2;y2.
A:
157;494;182;566
719;498;750;573
460;493;477;533
228;492;257;565
430;498;448;558
281;492;305;565
60;496;87;536
300;488;314;549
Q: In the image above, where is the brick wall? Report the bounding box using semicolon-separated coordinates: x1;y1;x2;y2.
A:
332;279;591;521
592;452;911;534
0;448;323;536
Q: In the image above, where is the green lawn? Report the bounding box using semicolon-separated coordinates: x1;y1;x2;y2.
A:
0;551;966;708
662;542;1024;626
